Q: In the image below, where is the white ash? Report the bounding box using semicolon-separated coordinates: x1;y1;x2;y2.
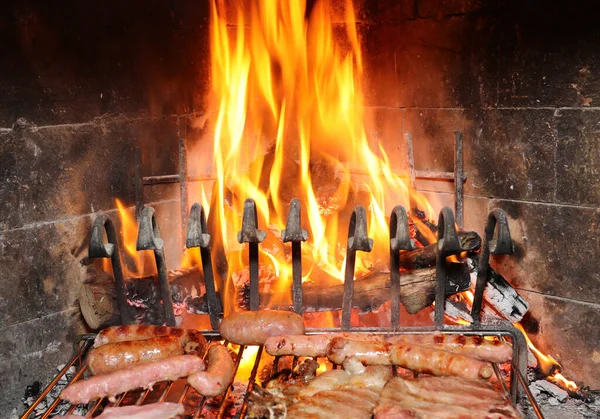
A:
22;364;88;418
520;393;600;419
529;380;569;403
466;257;528;323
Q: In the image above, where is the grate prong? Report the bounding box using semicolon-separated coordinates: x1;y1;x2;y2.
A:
187;203;222;329
389;206;415;328
471;209;513;323
282;198;308;315
136;206;176;326
237;199;266;311
341;206;373;329
89;214;134;325
434;207;462;328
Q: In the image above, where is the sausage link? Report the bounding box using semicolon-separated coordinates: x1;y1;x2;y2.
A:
94;325;207;355
386;334;513;363
188;345;235;397
265;333;385;357
220;310;305;345
328;338;492;380
87;336;183;375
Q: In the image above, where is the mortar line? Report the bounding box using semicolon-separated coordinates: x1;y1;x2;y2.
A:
416;189;599;211
515;289;600;309
2;199;179;233
0;307;79;332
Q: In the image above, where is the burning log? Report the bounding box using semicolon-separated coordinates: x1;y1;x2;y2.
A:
79;268;201;329
469;257;529;323
400;230;481;270
259;262;471;314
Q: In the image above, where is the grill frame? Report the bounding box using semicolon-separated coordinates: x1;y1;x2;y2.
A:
21;324;543;419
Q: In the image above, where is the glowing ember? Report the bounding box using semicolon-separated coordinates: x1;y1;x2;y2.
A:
204;0;434;312
231;345;260;383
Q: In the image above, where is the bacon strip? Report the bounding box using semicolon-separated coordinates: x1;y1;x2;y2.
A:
328;338;493;380
375;376;521;418
60;355;205;404
287;387;381;419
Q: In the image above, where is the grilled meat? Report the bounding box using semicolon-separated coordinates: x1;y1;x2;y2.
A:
328;338;493;380
94;325;206;355
86;336;184;375
60;355;205;404
374;376;522;418
265;333;385;357
287;386;381;419
220;310;305;345
188;344;235;397
248;359;319;419
387;334;513;363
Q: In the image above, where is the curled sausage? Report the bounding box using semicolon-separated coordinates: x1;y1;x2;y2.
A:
188;344;235;397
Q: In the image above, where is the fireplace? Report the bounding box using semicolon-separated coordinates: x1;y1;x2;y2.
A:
2;0;599;417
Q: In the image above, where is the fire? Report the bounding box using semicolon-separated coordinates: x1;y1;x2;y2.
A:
102;199;153;278
206;0;434;312
451;292;578;392
229;344;260;383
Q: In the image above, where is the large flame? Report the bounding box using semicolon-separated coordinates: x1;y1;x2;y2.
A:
207;0;433;311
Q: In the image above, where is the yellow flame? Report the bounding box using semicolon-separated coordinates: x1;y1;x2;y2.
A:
548;373;578;392
206;0;435;314
232;345;260;383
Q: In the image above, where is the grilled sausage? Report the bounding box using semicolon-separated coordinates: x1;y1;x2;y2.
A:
86;336;184;375
219;310;305;345
386;334;513;363
328;338;493;380
265;333;385;357
188;344;235;397
60;355;205;404
94;325;207;355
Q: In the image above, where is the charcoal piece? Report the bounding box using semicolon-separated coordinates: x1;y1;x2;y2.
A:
185;292;222;314
24;381;42;399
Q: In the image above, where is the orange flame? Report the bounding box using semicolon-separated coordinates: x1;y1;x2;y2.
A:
453;292;578;392
206;0;434;314
111;199;153;277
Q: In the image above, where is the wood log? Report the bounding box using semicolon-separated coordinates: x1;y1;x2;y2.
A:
468;257;529;322
78;279;120;330
262;262;471;314
78;268;202;329
400;231;481;270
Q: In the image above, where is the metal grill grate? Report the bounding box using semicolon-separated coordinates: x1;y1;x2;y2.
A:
21;327;543;419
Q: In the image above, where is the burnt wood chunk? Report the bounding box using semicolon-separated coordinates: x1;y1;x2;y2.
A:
400;230;481;270
260;263;470;314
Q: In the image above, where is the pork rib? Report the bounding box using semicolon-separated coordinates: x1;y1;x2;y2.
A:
375;376;522;418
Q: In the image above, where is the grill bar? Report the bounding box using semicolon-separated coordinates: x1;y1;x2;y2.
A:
24;330;539;419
